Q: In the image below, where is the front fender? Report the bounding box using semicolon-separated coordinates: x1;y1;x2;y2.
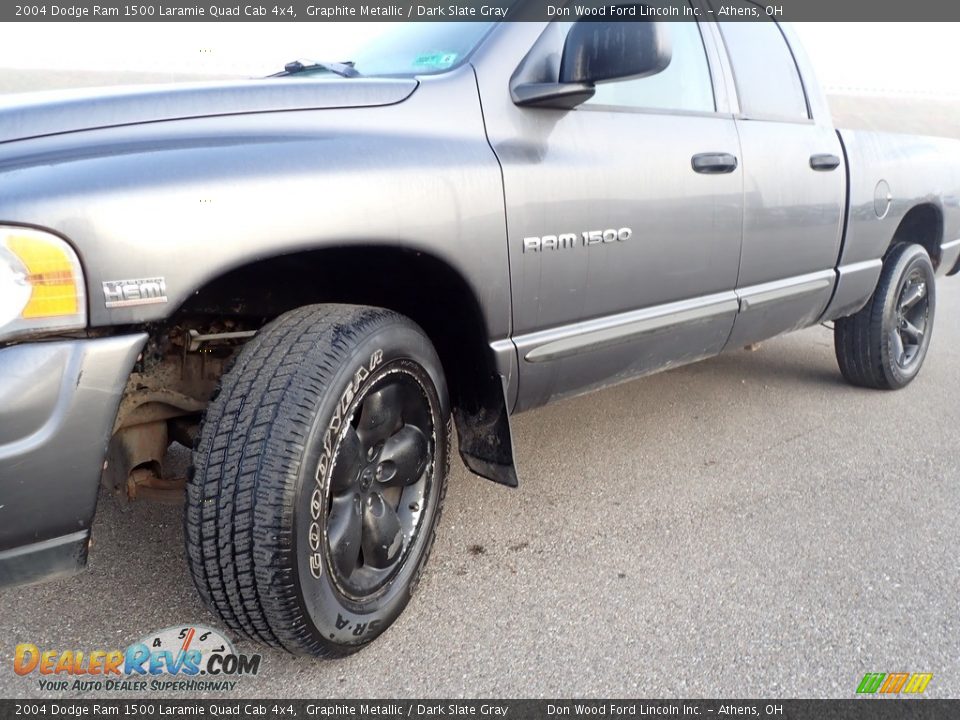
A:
0;67;510;342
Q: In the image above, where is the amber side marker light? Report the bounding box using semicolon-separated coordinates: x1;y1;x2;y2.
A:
0;227;86;342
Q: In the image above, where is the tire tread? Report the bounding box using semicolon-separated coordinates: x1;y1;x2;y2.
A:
185;304;448;657
834;243;934;390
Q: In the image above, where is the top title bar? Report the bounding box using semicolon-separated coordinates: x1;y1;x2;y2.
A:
4;0;960;22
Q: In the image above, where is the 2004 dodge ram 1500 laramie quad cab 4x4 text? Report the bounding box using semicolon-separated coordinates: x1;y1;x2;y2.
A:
1;5;959;657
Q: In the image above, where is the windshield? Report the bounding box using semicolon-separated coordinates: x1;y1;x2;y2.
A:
304;22;498;78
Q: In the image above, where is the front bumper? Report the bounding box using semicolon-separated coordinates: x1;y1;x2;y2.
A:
0;333;146;587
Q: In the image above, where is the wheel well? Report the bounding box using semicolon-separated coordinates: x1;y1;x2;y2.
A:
890;204;943;269
110;246;517;490
175;246;498;413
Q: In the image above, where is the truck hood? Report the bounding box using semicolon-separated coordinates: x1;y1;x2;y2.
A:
0;77;418;144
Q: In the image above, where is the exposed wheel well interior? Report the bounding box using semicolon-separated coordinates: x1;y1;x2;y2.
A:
890;203;943;269
107;246;514;500
174;246;497;412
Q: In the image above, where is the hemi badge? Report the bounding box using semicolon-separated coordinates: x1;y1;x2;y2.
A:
102;277;168;308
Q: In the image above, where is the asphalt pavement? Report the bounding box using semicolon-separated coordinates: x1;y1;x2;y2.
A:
3;283;958;698
0;70;958;699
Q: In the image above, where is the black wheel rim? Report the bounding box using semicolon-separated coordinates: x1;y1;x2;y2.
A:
321;363;436;601
891;268;930;370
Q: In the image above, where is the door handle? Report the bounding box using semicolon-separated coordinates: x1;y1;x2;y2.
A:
810;153;841;171
692;152;738;174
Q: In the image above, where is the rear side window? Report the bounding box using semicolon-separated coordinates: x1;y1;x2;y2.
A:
717;1;809;121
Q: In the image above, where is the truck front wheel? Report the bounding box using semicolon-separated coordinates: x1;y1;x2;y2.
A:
834;243;936;390
185;304;450;656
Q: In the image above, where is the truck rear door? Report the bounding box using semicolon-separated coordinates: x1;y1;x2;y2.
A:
713;1;846;348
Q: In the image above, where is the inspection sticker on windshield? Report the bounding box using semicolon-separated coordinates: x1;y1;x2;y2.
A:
413;52;458;69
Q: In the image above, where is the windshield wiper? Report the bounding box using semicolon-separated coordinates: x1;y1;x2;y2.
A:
274;59;361;79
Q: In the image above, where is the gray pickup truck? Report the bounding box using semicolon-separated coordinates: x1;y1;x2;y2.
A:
2;8;959;657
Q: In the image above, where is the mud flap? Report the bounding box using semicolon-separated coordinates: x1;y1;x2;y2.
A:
453;375;519;488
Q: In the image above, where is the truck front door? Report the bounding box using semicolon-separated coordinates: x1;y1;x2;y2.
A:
477;14;745;412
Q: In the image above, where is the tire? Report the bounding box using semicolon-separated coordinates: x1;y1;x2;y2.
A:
834;243;936;390
185;304;450;657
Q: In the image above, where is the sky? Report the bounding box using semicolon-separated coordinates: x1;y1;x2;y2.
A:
0;22;955;98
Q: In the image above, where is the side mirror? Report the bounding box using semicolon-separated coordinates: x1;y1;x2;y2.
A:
561;16;671;85
513;11;671;110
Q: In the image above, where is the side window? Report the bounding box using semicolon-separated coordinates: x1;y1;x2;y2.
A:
560;8;715;113
717;1;809;120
